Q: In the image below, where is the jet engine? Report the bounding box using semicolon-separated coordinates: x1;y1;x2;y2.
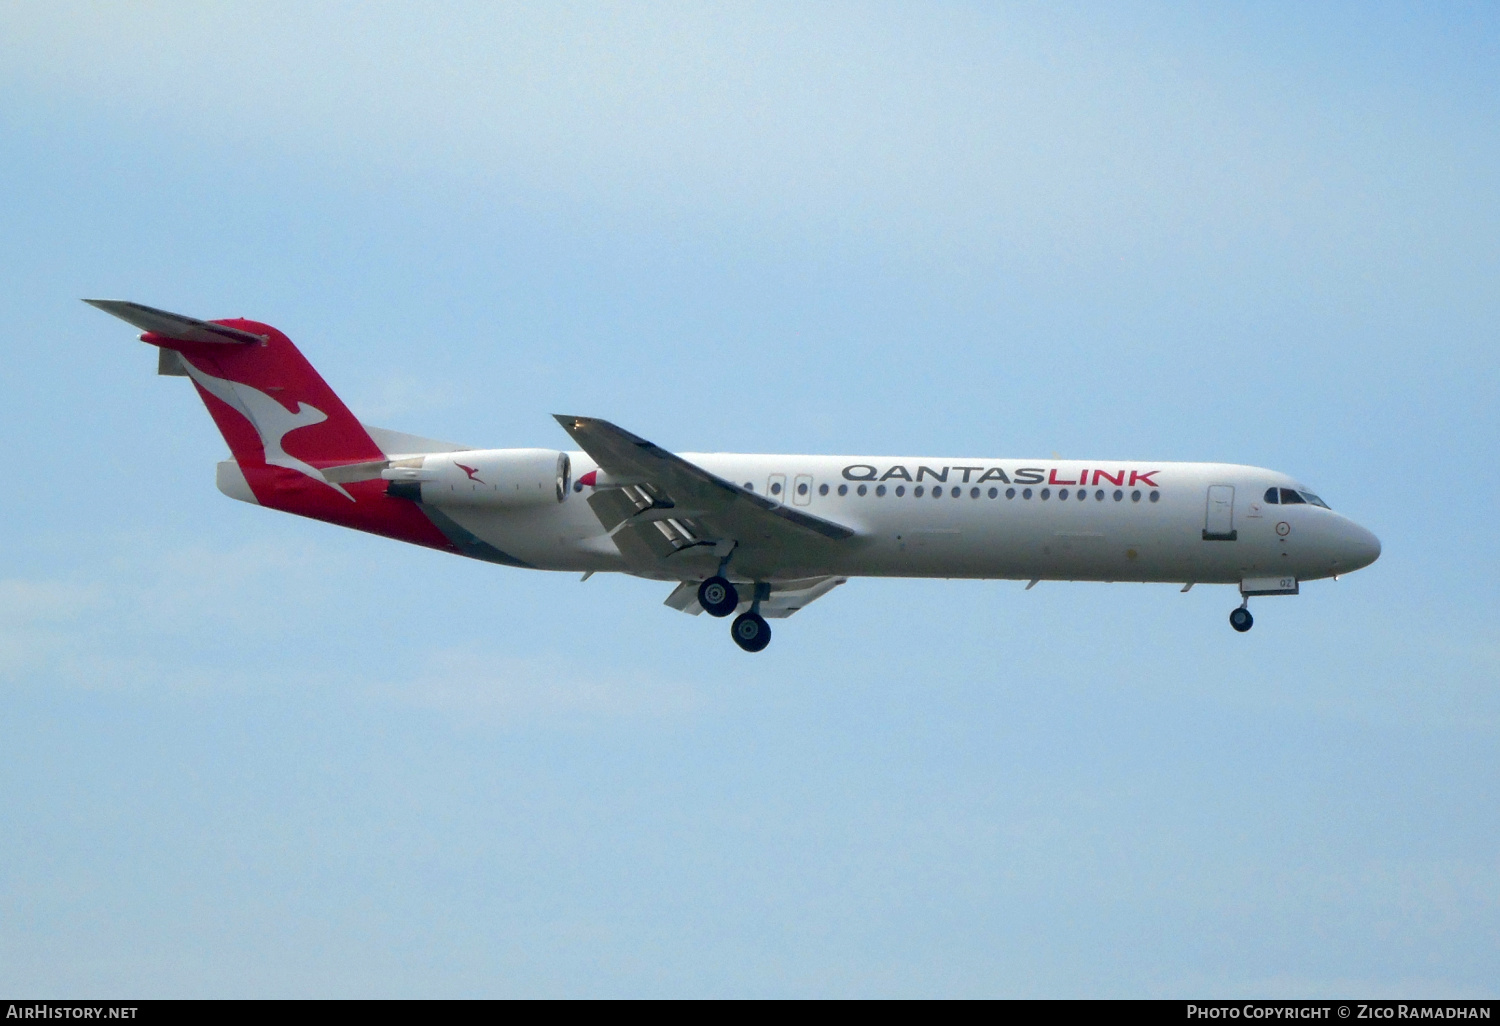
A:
384;448;571;507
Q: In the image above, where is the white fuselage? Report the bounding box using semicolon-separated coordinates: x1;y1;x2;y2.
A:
84;296;1380;644
393;450;1381;587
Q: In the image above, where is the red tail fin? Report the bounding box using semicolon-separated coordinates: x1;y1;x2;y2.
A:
174;321;384;472
87;300;456;553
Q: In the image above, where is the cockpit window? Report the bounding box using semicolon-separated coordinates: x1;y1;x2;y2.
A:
1273;487;1331;509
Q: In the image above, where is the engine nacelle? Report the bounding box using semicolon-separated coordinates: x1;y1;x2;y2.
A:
385;448;571;507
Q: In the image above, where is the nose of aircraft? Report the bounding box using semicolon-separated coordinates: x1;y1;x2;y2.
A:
1338;520;1382;572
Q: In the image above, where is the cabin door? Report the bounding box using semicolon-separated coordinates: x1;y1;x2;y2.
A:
1203;485;1237;541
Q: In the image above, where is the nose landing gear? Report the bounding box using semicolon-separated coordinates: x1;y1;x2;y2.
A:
1229;601;1254;633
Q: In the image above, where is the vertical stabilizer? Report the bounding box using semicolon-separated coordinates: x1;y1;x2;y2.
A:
86;299;458;554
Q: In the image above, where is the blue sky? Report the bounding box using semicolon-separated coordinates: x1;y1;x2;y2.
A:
1;1;1496;996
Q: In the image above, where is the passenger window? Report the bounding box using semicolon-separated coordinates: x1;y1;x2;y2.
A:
876;484;886;497
951;487;961;498
914;485;925;497
988;487;998;498
1040;488;1050;500
1149;490;1160;502
1113;489;1123;501
1022;488;1032;499
1263;487;1279;504
1280;488;1306;504
838;484;848;496
1006;488;1015;499
1131;490;1141;502
819;483;829;496
1095;489;1104;501
770;482;782;495
744;483;754;491
796;482;808;496
895;485;906;497
1059;489;1069;500
857;484;867;496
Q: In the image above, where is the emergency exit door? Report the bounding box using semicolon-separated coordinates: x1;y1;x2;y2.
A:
1203;485;1237;541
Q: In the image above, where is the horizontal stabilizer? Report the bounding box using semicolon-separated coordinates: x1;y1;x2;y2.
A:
83;299;266;345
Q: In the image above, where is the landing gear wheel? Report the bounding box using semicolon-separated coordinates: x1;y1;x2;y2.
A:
1229;607;1254;633
698;576;739;618
731;612;771;652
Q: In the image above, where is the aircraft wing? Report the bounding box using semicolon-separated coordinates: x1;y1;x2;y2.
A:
553;415;856;579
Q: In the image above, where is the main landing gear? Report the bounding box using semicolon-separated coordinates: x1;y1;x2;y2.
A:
699;575;772;652
697;576;739;618
731;611;771;653
1229;600;1254;633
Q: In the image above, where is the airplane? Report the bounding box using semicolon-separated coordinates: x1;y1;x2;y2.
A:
86;299;1381;652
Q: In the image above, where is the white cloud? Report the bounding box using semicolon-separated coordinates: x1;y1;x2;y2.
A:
376;647;709;727
3;2;1483;273
0;539;341;692
0;579;103;682
0;578;103;622
0;537;709;724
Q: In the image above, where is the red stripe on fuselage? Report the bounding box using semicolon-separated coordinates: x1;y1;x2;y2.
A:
236;462;460;553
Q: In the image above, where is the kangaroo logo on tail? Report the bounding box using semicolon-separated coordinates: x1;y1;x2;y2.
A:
181;361;355;500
